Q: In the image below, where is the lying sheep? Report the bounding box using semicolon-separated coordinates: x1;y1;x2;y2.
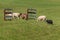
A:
20;13;28;20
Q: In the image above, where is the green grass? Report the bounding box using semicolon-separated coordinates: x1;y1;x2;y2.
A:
0;0;60;40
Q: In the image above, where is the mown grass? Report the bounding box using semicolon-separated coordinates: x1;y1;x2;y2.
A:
0;0;60;40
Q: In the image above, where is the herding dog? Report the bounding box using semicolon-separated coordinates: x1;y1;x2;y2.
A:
46;20;53;24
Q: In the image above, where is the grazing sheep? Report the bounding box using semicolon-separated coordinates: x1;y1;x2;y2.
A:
37;15;46;22
12;13;20;19
20;13;28;20
46;20;53;24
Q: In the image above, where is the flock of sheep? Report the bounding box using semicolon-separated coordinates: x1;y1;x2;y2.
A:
12;13;28;20
12;13;53;25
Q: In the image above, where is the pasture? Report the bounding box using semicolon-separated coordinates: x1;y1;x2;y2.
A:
0;0;60;40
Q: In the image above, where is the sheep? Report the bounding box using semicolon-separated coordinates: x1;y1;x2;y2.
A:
20;13;28;20
12;13;20;19
37;15;46;22
46;20;53;24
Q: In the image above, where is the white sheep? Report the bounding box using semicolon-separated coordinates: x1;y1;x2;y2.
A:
12;13;20;19
37;15;46;22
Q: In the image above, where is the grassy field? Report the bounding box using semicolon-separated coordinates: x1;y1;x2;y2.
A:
0;0;60;40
